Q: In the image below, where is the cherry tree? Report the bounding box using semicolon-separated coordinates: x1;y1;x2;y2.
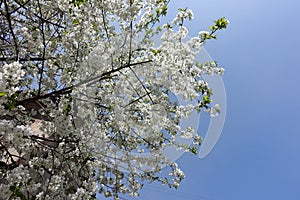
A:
0;0;228;199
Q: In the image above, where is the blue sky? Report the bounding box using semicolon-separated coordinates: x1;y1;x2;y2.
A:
124;0;300;200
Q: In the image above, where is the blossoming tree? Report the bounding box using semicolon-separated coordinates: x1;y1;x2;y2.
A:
0;0;228;199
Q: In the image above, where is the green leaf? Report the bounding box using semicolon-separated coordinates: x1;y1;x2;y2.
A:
190;146;198;155
214;17;229;29
72;0;87;6
0;92;8;97
205;34;212;40
161;5;168;16
150;49;161;55
211;35;217;40
73;18;80;25
178;7;187;12
203;95;212;104
209;25;217;32
66;67;71;73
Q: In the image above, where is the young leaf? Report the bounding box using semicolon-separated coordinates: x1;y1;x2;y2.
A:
0;92;8;97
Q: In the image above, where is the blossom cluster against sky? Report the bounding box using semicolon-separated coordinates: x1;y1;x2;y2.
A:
127;0;300;199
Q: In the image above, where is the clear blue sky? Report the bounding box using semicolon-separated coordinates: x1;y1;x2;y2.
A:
123;0;300;200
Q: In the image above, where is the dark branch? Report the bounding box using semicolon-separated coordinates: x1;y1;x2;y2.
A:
0;57;53;62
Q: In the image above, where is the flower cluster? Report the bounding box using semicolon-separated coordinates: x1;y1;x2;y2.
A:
0;62;25;95
172;8;194;26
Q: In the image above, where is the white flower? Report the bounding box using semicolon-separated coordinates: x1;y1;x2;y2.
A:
199;31;210;40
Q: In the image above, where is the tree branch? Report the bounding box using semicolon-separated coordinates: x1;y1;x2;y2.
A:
4;0;19;60
0;57;53;62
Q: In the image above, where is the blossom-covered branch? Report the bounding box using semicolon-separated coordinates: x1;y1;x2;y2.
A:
0;0;228;199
